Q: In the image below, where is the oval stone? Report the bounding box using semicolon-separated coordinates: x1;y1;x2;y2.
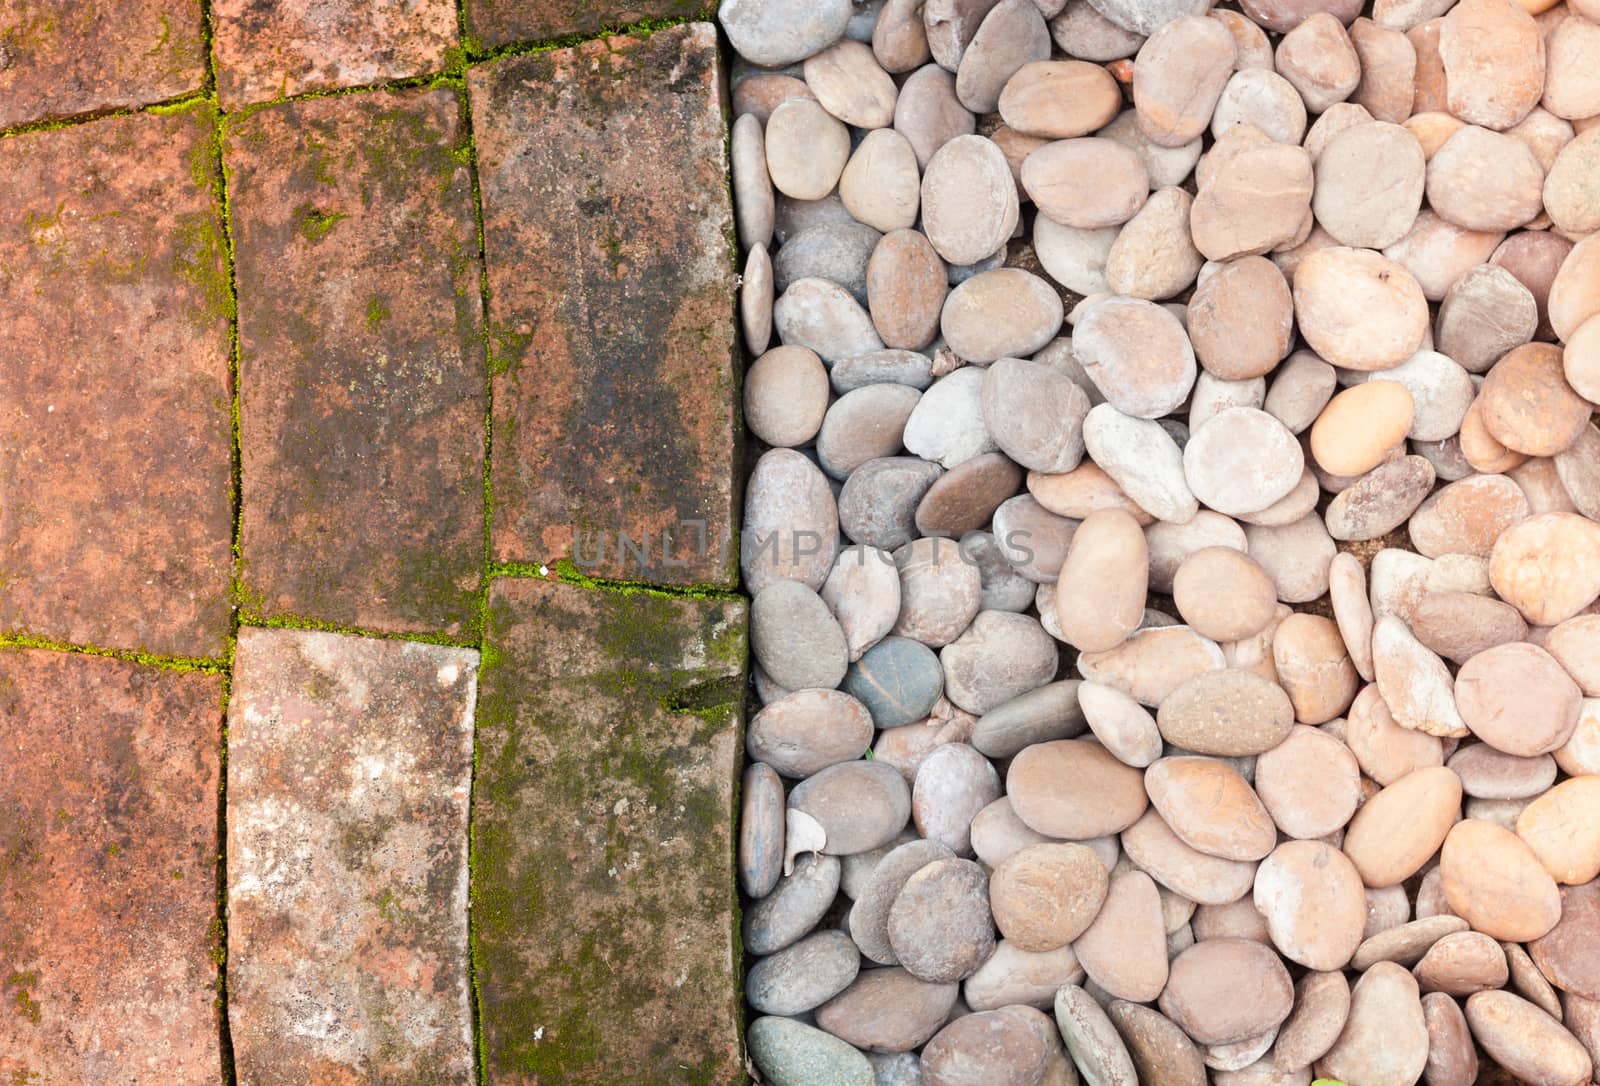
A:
1160;939;1294;1046
748;930;862;1015
746;854;844;955
843;635;945;728
790;761;913;855
816;966;959;1053
1007;738;1149;838
749;689;875;777
1343;766;1463;887
989;842;1109;952
1256;725;1362;840
921;134;1018;266
887;858;996;982
1316;962;1429;1086
1455;642;1582;757
1145;756;1277;862
913;743;1002;855
747;1016;875;1086
1440;818;1561;941
848;838;957;965
1157;669;1294;757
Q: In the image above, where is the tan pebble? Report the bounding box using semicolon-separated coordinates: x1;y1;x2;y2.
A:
804;39;899;129
1108;1001;1209;1086
732;74;815;126
1190;141;1315;262
1458;395;1529;474
1210;8;1273;68
1238;465;1320;529
1120;807;1259;905
1550;232;1600;341
1555;699;1600;776
1344;766;1463;887
920;134;1018;266
971;796;1055;868
1144;512;1247;593
1183;408;1303;517
1410;592;1530;666
1243;514;1338;604
1028;462;1149;524
1351;17;1419;121
963;940;1084;1012
867;229;948;351
1405;110;1467;158
1294;248;1429;371
1529;879;1600;1004
1547;614;1600;695
1455;641;1582;758
1302;101;1376;165
941;267;1063;364
1440;818;1561;940
1352;915;1469;970
1264;351;1338;434
1479;342;1591;456
1346;682;1445;785
1272;613;1359;724
1491;222;1571;341
1275;13;1362;112
990;124;1049;199
1132;16;1237;148
1022;137;1149;229
1160;939;1294;1046
1192;896;1271;944
1468;990;1593;1086
1145;756;1277;862
1510;105;1578;176
1372;615;1468;738
1408;18;1450;113
1172;548;1277;643
1516;775;1600;883
1104;188;1203;301
1077;624;1227;706
1310;381;1415;476
1080;680;1163;768
1413;930;1508;995
1074;869;1170;1002
1438;0;1547;130
1364;883;1412;940
1408;473;1531;559
873;0;933;72
745;346;830;448
1422;991;1479;1086
1253;841;1366;970
1382;209;1505;302
1007;738;1149;838
1545;14;1600;120
1000;59;1121;138
1157;668;1295;756
1425;125;1546;232
840;129;921;234
765;99;852;202
1490;512;1600;625
1211;68;1309;143
1316;962;1430;1086
1272;970;1351;1072
1099;108;1205;189
1564;314;1600;406
1074;296;1196;418
1313;122;1426;249
1511;457;1579;518
1054;509;1148;652
1186;256;1295;381
990;843;1110;951
955;0;1052;115
894;64;977;170
1325;455;1436;542
1257;725;1361;840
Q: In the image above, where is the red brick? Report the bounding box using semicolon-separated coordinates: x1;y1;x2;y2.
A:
473;577;746;1085
0;107;234;658
212;0;461;111
0;648;223;1083
230;88;487;638
464;0;710;49
0;1;207;130
226;628;478;1084
469;24;739;587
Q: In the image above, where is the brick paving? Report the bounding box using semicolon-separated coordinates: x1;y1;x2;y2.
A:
0;5;745;1084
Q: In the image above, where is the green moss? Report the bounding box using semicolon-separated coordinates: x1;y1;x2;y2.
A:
0;633;225;674
365;295;392;327
235;609;479;650
292;203;347;242
5;971;40;1026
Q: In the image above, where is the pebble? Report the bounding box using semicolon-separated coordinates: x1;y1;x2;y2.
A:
1078;623;1227;705
941;268;1063;364
1264;352;1338;434
817;384;921;479
970;797;1055;867
980;357;1090;474
1481;343;1592;458
1022;137;1150;228
844;635;946;728
1276;13;1362;111
1272;971;1351;1071
752;581;851;691
1252;841;1366;970
971;681;1086;759
1466;990;1594;1086
850;839;958;964
747;853;844;955
1133;16;1238;147
1422;991;1479;1086
748;930;863;1015
1516;776;1600;884
742;763;787;898
838;457;941;553
790;759;913;856
888;857;996;982
1081;679;1164;767
744;448;841;593
1546;615;1600;696
1121;807;1260;905
1145;756;1277;862
804;39;899;129
746;346;829;450
1316;961;1430;1086
1082;404;1199;523
1109;1000;1208;1086
1105;188;1205;301
1530;879;1600;1003
913;743;1003;854
1441;818;1562;941
1056;985;1141;1086
1256;725;1363;838
920;1006;1052;1086
1438;0;1546;130
822;546;902;662
920;135;1017;266
1075;868;1171;1002
991;494;1078;581
1352;914;1469;970
915;452;1023;539
747;1016;876;1086
1211;70;1310;144
774;277;884;363
1426;125;1545;232
1033;217;1117;294
817;966;961;1051
1055;508;1148;651
1074;297;1197;419
750;689;877;778
1184;408;1303;516
1344;766;1463;887
903;368;998;470
964;940;1084;1011
989;842;1108;951
1448;743;1555;800
1244;514;1338;603
1455;641;1583;756
1327;455;1438;541
1006;738;1149;837
776;221;884;306
1000;59;1121;138
1171;548;1276;644
1190;139;1314;261
1160;939;1295;1046
1413;930;1508;996
1372;614;1469;737
1314;122;1427;248
1157;669;1294;756
1295;247;1430;371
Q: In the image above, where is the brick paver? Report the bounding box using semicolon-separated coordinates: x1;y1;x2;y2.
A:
0;0;207;130
0;107;234;658
227;627;479;1085
473;577;746;1084
0;648;223;1083
470;24;739;587
211;0;461;111
231;87;487;639
464;0;710;50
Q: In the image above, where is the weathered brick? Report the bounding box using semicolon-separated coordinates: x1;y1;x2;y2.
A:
231;88;487;638
0;648;223;1083
473;577;746;1085
226;627;479;1085
0;107;233;658
464;0;710;50
0;1;207;130
212;0;461;111
470;24;739;587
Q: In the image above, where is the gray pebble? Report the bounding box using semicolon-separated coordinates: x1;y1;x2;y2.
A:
776;221;885;305
747;1015;876;1086
746;853;844;955
960;530;1038;611
742;762;787;897
849;838;958;963
971;680;1087;758
791;760;914;854
748;930;863;1015
844;634;946;727
721;0;855;66
839;456;944;551
753;580;851;690
832;349;937;392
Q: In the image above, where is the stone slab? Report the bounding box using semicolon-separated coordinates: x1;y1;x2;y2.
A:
226;627;479;1085
212;0;461;111
473;577;746;1084
464;0;710;50
0;0;207;129
469;24;738;587
0;107;234;658
0;648;223;1083
231;87;487;639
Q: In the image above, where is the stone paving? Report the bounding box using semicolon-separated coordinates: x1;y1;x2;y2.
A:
0;4;742;1084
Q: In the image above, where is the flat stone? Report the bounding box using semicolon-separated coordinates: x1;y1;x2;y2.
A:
1056;986;1141;1086
971;681;1086;758
742;764;786;898
213;0;457;109
227;629;477;1082
1120;808;1259;906
965;942;1086;1011
1160;939;1294;1047
1530;880;1600;1002
0;0;206;129
1008;738;1149;838
468;0;709;50
0;110;232;657
1466;991;1594;1086
472;579;746;1084
1317;961;1429;1086
232;88;485;637
1351;915;1470;970
817;967;959;1052
747;448;842;591
748;1016;875;1086
0;649;221;1080
472;27;737;585
888;858;995;983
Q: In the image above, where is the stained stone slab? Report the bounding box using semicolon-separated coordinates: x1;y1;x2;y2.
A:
226;627;479;1085
0;648;222;1083
0;107;233;658
231;87;486;638
473;577;746;1084
465;0;709;50
470;24;738;586
0;0;207;129
212;0;460;110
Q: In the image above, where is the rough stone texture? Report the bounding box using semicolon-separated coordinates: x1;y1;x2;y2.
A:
0;648;222;1083
0;108;233;657
227;628;478;1084
213;0;461;110
473;25;737;586
466;0;710;50
0;0;206;129
232;88;486;638
473;578;747;1085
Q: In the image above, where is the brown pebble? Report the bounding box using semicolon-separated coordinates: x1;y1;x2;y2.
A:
1272;613;1360;724
1351;17;1419;122
1479;342;1592;457
1413;930;1508;995
1022;137;1150;229
1317;962;1430;1086
1275;12;1362;112
1160;939;1294;1046
1490;512;1600;626
999;60;1121;138
1007;739;1149;838
1157;668;1295;756
1173;548;1278;642
990;843;1109;952
868;229;949;351
1438;0;1547;130
1257;725;1363;839
1133;16;1238;148
1145;756;1277;862
1190;141;1315;262
1466;990;1594;1086
1186;256;1295;381
1055;508;1148;652
1422;991;1479;1086
1408;472;1531;559
1254;840;1367;970
1074;869;1170;1002
1344;767;1463;887
1440;818;1561;941
1410;592;1529;665
1426;124;1546;231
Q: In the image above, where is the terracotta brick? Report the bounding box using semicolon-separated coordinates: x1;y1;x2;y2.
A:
470;24;739;587
0;648;223;1083
231;88;487;639
464;0;710;49
0;1;207;130
473;577;746;1085
0;107;233;658
212;0;461;111
226;627;479;1085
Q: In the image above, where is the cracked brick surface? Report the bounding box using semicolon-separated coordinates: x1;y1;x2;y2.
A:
226;627;479;1085
230;87;487;640
472;577;746;1085
463;0;710;50
470;23;739;587
211;0;461;111
0;107;234;658
0;0;208;130
0;648;223;1084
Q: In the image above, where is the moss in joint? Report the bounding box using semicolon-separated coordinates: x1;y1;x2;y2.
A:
0;632;226;674
236;610;480;651
292;203;347;242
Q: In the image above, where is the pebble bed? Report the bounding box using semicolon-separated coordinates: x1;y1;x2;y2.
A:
722;0;1600;1083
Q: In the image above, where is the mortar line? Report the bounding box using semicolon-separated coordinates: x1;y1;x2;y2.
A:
0;633;227;673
